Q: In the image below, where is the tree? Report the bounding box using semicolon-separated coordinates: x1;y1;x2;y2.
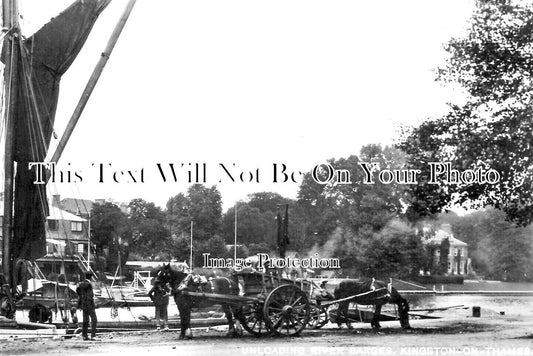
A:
489;227;533;281
438;238;450;275
297;145;409;239
167;234;190;264
294;145;419;276
165;193;189;237
220;193;310;252
221;203;276;247
400;0;533;225
187;184;223;240
248;192;289;213
128;198;170;259
296;172;338;246
360;220;426;278
165;184;223;241
90;202;129;272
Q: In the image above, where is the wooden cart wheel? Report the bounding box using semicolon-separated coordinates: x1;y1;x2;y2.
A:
308;304;328;329
263;284;310;336
238;302;269;337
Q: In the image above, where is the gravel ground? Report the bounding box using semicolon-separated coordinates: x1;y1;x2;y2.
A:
1;314;532;356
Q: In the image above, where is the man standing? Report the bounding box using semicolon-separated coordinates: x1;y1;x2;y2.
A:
148;280;170;331
76;271;98;340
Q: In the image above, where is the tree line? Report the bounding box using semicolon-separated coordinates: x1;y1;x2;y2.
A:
91;0;533;282
90;143;533;282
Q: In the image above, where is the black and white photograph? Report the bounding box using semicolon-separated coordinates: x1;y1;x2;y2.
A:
0;0;532;355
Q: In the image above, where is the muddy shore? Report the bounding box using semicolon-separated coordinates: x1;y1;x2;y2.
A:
1;313;532;356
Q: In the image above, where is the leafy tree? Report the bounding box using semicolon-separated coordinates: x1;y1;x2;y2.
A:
363;220;426;278
297;145;409;245
167;234;190;264
165;193;189;237
220;193;310;253
247;242;270;255
294;145;421;277
296;172;338;246
187;184;223;240
165;184;223;241
128;198;170;259
221;203;275;247
488;227;533;281
329;221;425;279
90;202;129;272
203;235;229;258
424;244;438;275
438;237;450;275
248;192;289;213
400;0;533;225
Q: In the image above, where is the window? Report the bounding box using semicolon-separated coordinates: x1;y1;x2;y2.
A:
71;221;83;232
77;244;84;254
454;248;458;256
48;220;58;230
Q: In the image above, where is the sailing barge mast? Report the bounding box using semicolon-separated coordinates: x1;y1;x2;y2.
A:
2;0;20;298
0;0;136;318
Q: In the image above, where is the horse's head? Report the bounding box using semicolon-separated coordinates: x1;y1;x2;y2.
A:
155;263;188;286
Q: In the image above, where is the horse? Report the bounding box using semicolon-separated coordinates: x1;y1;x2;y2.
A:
155;264;243;339
333;278;410;331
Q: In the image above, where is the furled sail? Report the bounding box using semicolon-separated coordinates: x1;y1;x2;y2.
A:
4;0;111;261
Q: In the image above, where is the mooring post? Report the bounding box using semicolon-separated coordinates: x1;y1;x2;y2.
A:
472;306;481;317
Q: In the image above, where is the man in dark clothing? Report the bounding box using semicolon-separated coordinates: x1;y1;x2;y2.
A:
76;271;98;340
148;280;170;331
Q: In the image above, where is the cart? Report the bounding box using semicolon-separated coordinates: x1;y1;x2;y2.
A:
180;271;328;336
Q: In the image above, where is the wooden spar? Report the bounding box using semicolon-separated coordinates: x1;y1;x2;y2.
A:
320;287;389;307
180;290;258;305
2;0;20;289
50;0;137;163
409;304;466;312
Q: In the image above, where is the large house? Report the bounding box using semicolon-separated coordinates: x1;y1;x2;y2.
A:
424;224;470;275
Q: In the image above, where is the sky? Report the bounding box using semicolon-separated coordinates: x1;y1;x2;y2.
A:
14;0;475;210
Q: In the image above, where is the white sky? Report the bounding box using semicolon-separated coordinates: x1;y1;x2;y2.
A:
15;0;474;210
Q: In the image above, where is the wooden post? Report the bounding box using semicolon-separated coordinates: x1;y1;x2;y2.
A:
189;221;193;271
234;203;237;261
51;0;137;163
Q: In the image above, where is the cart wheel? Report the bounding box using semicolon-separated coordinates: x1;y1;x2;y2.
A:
238;302;269;337
308;304;328;329
263;284;310;336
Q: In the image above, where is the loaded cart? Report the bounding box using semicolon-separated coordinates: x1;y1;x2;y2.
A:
179;271;331;337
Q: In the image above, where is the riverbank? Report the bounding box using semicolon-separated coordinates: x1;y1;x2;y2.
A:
1;312;532;356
